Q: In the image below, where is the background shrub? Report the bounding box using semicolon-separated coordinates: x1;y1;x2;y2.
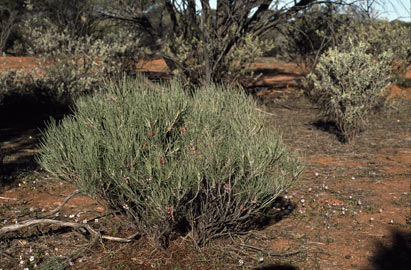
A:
163;30;274;87
0;16;141;110
334;19;410;63
308;41;392;143
36;77;303;248
263;5;409;71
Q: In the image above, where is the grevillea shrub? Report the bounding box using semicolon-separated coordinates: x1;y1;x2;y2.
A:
37;77;303;248
308;41;392;143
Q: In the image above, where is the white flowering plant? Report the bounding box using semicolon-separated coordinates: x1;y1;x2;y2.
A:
308;41;392;143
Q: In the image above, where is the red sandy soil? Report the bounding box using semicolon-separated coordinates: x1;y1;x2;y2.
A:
0;57;410;270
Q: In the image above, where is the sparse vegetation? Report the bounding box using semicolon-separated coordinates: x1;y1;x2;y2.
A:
0;0;410;269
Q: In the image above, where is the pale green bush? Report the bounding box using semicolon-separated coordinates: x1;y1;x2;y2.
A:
0;16;141;108
337;19;410;63
164;30;274;87
37;77;303;248
0;56;45;108
308;41;392;143
265;8;410;67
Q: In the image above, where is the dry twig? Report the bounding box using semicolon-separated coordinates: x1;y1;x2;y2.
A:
239;243;306;257
255;108;276;116
0;217;139;242
0;250;14;260
0;188;140;267
0;188;139;242
38;189;81;218
0;196;17;201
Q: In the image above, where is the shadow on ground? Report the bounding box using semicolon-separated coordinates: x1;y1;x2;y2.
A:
258;196;297;227
253;264;298;270
311;119;343;142
254;68;301;77
0;91;71;188
370;229;411;270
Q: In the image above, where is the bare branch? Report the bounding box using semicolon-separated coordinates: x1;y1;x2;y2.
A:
0;187;139;244
38;189;81;218
92;0;354;86
0;218;93;235
0;196;17;201
0;218;139;243
0;9;18;53
165;1;179;33
239;243;306;257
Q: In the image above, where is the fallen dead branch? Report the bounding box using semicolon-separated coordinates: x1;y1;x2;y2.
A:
239;243;306;257
0;196;17;201
255;108;276;116
0;218;95;235
0;189;140;267
0;218;138;243
0;188;139;242
0;250;14;260
38;189;81;218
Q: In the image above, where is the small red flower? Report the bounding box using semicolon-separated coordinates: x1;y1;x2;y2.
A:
148;130;156;137
168;206;175;222
160;158;165;164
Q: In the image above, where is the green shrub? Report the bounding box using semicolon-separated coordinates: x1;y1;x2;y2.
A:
37;76;303;248
308;41;392;143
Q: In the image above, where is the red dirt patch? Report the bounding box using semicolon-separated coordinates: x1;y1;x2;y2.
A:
0;57;40;72
387;84;411;99
375;148;411;175
1;187;106;214
135;58;170;73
